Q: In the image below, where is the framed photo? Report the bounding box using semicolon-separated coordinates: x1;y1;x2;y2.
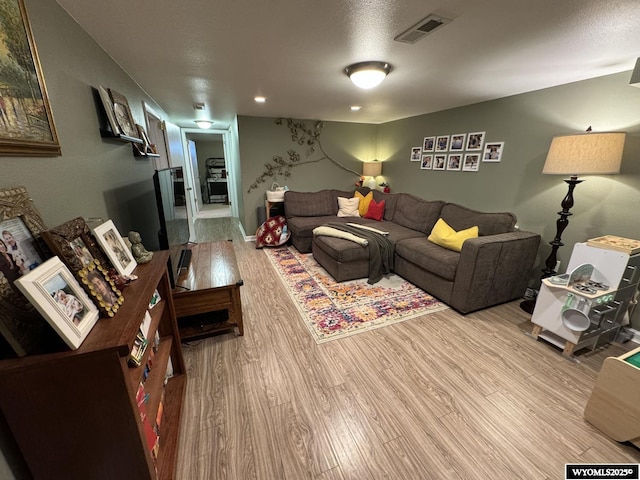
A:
422;136;435;152
41;217;109;274
447;154;462;171
78;261;123;318
433;154;446;171
483;141;505;162
0;186;50;357
435;135;449;152
15;257;99;350
466;131;486;151
420;155;433;170
410;146;422;162
450;133;466;151
0;0;60;156
108;89;139;139
463;154;481;172
92;220;137;276
97;86;120;136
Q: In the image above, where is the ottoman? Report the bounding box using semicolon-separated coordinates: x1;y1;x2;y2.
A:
312;235;369;282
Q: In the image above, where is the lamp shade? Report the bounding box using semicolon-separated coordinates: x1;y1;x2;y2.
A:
362;162;382;177
542;132;625;175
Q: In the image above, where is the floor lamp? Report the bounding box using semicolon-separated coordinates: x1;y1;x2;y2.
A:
520;130;626;314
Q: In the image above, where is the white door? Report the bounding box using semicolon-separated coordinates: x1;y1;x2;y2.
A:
187;140;203;212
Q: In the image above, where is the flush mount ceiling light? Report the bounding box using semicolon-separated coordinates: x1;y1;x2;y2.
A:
195;120;213;129
254;96;266;103
345;61;391;89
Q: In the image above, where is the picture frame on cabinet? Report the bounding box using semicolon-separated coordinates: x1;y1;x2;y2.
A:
450;133;466;151
433;154;447;170
447;154;462;171
466;131;486;151
15;257;99;350
463;154;481;172
0;186;50;357
420;155;433;169
435;135;450;152
410;146;422;162
92;220;137;276
77;261;123;318
41;217;110;274
422;136;435;152
0;0;61;156
483;141;504;162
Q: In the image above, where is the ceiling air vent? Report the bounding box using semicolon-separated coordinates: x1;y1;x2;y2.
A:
394;14;452;44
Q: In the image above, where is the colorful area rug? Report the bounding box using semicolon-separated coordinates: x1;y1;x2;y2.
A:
264;246;448;343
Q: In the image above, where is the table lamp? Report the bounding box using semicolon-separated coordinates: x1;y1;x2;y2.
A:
362;161;382;189
520;129;626;314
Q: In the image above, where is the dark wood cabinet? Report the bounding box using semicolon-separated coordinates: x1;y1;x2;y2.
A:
0;251;186;480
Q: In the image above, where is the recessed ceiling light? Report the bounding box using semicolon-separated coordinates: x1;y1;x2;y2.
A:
350;105;362;111
195;120;213;129
255;96;266;103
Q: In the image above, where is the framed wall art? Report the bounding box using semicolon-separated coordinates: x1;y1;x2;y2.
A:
483;141;505;162
0;186;50;357
15;257;99;350
435;135;449;152
107;89;139;139
97;85;121;136
420;154;433;170
433;154;446;171
447;154;462;171
422;136;435;152
463;154;480;172
450;133;466;151
466;131;486;151
0;0;61;156
410;146;422;162
92;219;137;276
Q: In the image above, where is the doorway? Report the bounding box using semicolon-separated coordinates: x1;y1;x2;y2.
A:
180;128;238;221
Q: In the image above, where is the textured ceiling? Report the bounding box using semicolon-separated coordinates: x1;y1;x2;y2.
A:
56;0;640;129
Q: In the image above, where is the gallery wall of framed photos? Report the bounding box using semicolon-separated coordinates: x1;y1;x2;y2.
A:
411;131;505;173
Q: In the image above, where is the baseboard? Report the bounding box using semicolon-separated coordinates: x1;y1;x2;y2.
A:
238;221;255;242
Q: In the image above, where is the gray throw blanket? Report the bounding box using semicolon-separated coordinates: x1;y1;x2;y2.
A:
325;222;394;284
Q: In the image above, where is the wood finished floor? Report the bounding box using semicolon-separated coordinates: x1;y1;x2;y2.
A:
175;217;640;480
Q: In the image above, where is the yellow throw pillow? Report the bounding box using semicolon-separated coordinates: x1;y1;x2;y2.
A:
428;218;478;252
354;191;373;217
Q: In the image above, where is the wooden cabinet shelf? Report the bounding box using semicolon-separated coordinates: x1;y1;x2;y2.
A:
0;251;186;480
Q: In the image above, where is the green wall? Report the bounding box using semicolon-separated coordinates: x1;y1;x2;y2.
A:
238;116;378;234
377;72;640;277
0;0;164;250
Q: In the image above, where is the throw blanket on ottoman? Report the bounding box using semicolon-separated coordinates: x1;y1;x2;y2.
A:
314;222;394;284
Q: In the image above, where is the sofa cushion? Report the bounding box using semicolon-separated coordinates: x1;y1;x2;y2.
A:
393;194;445;234
285;190;337;217
428;218;478;252
440;203;516;236
395;237;460;281
337;197;361;217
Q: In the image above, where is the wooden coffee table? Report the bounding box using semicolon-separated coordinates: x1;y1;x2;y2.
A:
170;241;244;341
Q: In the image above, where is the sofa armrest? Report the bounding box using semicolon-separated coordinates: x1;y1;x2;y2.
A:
450;230;541;314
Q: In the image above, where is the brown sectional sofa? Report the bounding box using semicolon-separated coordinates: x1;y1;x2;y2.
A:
284;187;541;314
